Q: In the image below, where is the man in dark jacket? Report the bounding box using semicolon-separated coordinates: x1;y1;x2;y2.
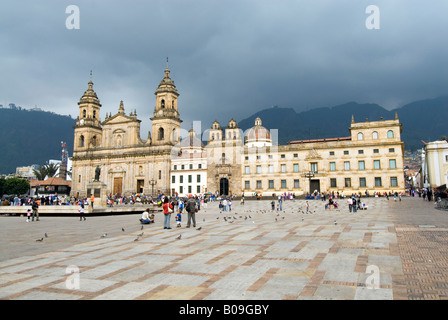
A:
185;195;197;228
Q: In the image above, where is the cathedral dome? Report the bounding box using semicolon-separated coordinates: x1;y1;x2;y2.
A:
245;117;272;147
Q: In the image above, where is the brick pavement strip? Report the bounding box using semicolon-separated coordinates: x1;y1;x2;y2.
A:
1;197;448;300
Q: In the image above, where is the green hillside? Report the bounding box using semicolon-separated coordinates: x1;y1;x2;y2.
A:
0;108;75;174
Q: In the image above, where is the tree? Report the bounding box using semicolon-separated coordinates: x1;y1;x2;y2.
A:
3;177;30;195
32;163;60;180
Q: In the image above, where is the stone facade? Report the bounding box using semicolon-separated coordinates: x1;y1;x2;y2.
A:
71;67;406;201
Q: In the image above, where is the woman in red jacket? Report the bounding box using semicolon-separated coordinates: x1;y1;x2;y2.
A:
162;196;173;229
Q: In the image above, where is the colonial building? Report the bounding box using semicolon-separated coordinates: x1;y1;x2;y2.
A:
170;128;207;197
71;66;406;200
71;65;181;197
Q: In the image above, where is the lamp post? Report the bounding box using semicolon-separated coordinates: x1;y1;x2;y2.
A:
303;171;315;195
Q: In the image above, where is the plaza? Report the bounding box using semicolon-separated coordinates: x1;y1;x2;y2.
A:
0;197;447;300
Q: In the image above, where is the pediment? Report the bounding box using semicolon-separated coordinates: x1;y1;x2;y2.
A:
103;114;140;125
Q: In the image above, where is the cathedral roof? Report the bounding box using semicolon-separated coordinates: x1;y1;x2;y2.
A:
245;117;271;143
78;80;101;107
154;65;179;96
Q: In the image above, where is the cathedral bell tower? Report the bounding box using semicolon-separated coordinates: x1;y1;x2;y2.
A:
150;61;182;146
74;74;102;151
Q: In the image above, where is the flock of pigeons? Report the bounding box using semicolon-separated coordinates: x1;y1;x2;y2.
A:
35;203;341;243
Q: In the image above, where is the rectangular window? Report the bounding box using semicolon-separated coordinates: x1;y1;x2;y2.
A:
294;153;298;158
390;177;398;187
310;162;318;173
281;180;287;188
294;179;300;188
293;163;299;172
197;174;201;183
189;164;193;170
268;165;274;173
78;175;81;183
159;170;162;179
389;159;397;169
256;180;262;189
389;148;395;153
281;164;286;172
245;166;250;174
198;164;202;169
330;162;336;171
358;160;365;170
179;186;183;193
359;177;366;187
245;181;250;189
375;177;382;187
373;149;379;154
268;180;274;189
329;151;335;156
188;185;192;193
344;150;349;155
344;161;350;171
180;175;183;183
181;165;185;170
358;150;364;154
173;165;177;170
256;165;262;174
330;178;337;188
172;175;175;183
197;186;201;193
188;175;192;183
245;156;249;161
345;178;351;188
374;160;381;169
281;154;285;158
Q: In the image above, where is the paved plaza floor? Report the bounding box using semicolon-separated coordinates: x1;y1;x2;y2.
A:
0;197;447;301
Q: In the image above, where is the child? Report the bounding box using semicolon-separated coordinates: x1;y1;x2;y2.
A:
176;212;182;227
26;209;31;222
79;203;86;221
305;201;309;213
150;213;155;223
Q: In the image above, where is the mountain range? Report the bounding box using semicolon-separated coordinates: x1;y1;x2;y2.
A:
0;95;446;174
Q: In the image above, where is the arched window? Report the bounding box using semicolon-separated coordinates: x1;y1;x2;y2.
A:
82;109;86;118
93;110;96;119
161;99;165;108
387;130;394;139
79;135;85;147
211;134;215;141
372;131;379;140
158;127;164;140
172;128;176;141
357;132;364;140
91;135;97;147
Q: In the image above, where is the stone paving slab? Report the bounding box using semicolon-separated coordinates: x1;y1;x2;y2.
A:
1;197;448;300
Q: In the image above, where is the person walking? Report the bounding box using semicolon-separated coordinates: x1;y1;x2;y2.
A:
31;200;39;221
305;201;309;213
185;195;197;228
90;194;95;210
162;197;173;229
79;203;86;221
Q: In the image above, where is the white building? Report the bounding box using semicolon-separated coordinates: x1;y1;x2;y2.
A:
423;140;448;188
170;129;207;197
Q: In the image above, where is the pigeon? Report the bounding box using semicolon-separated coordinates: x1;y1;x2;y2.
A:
334;220;337;225
44;233;48;238
197;227;202;230
176;234;182;240
301;217;304;221
101;233;108;238
229;220;234;223
137;232;144;237
141;225;144;230
122;228;125;232
134;237;140;241
36;238;43;242
203;218;205;222
275;218;278;222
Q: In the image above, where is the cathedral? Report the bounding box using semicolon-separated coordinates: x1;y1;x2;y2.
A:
71;64;406;200
71;64;181;197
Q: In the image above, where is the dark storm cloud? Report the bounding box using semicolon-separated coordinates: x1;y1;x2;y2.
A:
0;0;447;137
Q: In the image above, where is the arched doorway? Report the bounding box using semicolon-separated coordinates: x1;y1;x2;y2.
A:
220;177;229;196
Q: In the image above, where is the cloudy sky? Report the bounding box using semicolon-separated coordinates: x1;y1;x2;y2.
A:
1;0;447;136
